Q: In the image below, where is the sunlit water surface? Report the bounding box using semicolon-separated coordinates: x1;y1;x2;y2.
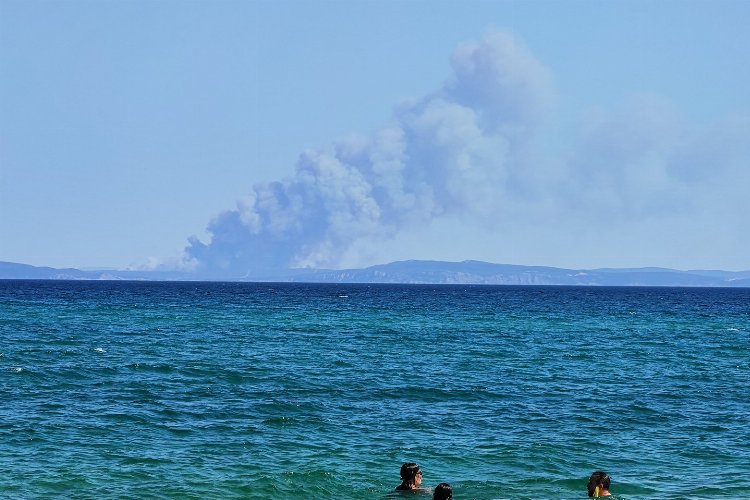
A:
2;281;749;499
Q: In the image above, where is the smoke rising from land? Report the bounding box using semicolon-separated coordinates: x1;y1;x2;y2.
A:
183;31;749;276
185;32;555;275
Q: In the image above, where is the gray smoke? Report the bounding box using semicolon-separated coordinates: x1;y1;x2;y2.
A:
182;31;750;275
185;31;555;275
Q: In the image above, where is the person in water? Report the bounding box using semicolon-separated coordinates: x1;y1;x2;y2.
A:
395;462;429;492
432;482;452;500
587;470;611;497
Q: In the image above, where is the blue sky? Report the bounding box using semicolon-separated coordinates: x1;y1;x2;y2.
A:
1;0;748;272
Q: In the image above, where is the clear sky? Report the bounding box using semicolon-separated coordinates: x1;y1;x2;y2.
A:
1;0;749;273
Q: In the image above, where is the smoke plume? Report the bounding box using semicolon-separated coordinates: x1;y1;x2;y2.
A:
183;30;749;275
185;31;555;275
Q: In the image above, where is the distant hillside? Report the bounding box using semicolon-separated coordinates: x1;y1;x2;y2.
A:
0;262;95;280
288;260;750;287
2;259;749;286
0;262;190;281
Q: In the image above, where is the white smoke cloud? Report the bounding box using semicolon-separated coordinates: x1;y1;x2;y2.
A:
559;97;749;224
446;31;554;134
182;30;749;275
559;94;685;220
184;30;555;275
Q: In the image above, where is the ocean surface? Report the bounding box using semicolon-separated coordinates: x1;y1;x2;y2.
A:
1;281;749;499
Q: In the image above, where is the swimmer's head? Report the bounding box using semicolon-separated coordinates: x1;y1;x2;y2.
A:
433;482;452;500
587;471;611;497
400;462;423;487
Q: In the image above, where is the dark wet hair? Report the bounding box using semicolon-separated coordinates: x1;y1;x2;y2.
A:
587;470;611;497
433;482;452;500
400;462;421;482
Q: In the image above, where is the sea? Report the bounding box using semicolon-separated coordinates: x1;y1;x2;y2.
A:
1;280;749;499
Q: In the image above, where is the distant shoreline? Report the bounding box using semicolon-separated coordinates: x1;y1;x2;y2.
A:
2;260;749;287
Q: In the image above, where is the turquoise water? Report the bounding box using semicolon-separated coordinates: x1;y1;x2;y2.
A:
1;281;749;499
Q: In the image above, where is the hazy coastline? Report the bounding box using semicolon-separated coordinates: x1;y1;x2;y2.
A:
2;260;749;287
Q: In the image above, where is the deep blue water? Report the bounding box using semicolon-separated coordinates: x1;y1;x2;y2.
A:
1;280;749;499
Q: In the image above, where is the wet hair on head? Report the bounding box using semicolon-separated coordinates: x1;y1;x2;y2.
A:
587;470;611;497
400;462;421;481
433;482;452;500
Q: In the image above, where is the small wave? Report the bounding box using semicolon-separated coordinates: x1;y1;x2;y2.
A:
338;294;349;298
11;367;23;373
119;455;171;466
164;426;193;436
125;362;175;373
263;416;295;426
94;347;106;353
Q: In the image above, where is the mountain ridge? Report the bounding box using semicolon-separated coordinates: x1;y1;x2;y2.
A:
2;260;749;287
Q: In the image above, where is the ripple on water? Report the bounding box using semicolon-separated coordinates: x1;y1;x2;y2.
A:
1;282;749;498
